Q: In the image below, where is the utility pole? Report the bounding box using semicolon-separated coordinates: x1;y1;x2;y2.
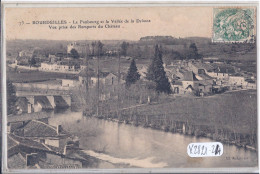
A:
85;45;89;92
117;49;121;119
97;48;100;117
96;41;103;117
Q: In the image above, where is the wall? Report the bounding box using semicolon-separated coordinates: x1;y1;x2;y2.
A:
229;76;246;86
14;82;71;91
208;72;229;79
45;138;60;148
46;96;56;108
182;81;194;90
62;95;72;107
61;79;78;87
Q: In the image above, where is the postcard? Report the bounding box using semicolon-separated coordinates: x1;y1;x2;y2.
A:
1;2;258;173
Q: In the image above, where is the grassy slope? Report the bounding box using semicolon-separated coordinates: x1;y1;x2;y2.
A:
133;90;257;134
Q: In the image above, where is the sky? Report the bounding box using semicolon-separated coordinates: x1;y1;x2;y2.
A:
5;7;214;40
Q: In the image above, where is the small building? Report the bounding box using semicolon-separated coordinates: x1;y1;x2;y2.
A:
18;50;34;58
49;54;60;63
13;120;69;149
229;75;247;87
207;65;235;80
89;72;124;87
187;61;215;76
171;81;183;94
67;42;88;55
39;62;78;72
8;133;83;169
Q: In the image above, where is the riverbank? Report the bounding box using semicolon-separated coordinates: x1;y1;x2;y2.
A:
83;89;257;152
85;115;257;152
49;111;258;168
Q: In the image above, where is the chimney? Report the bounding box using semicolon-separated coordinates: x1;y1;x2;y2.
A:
57;125;62;134
26;153;38;167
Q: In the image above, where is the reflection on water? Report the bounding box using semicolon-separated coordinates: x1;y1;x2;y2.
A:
48;110;258;168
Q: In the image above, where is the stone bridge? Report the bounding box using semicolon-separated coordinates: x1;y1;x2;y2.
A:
16;93;72;113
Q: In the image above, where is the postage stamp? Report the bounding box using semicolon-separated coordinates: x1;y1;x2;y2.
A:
213;8;255;43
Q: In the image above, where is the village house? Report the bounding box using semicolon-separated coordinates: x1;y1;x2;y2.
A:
8;133;83;169
187;61;215;76
171;70;198;95
207;64;236;79
40;62;79;73
79;69;124;87
18;50;34;58
49;54;61;63
171;68;214;95
67;42;88;55
13;120;69;149
228;75;247;88
78;68;95;86
89;72;122;87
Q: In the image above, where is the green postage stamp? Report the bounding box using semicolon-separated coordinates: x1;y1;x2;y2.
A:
213;8;255;43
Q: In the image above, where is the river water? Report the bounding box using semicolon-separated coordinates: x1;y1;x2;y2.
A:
48;110;258;168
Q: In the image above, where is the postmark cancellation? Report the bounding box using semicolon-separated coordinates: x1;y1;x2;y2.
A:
213;8;255;43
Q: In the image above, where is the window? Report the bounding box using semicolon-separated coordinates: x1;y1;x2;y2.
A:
112;77;114;85
40;139;45;143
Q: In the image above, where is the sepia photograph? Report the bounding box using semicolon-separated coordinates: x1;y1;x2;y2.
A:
1;3;258;173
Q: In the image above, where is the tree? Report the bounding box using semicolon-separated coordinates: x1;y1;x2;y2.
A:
126;58;140;87
187;43;201;60
91;41;96;56
7;80;17;115
29;57;37;66
97;41;104;56
121;41;129;57
146;45;172;94
70;48;80;59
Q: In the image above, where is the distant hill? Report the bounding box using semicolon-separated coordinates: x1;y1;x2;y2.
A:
6;36;256;62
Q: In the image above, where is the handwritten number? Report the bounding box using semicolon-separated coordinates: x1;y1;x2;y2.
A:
212;145;215;153
215;144;221;155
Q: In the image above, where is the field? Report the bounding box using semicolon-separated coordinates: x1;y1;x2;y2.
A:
7;67;78;83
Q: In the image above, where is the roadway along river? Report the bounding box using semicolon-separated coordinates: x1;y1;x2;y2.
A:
48;110;258;168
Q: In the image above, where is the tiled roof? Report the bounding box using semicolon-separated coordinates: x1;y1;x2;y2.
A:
192;62;214;71
8;134;51;152
8;135;19;149
182;71;198;81
7;153;26;169
197;73;214;80
19;120;59;137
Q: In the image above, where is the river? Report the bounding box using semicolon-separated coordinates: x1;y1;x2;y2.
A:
47;109;258;168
